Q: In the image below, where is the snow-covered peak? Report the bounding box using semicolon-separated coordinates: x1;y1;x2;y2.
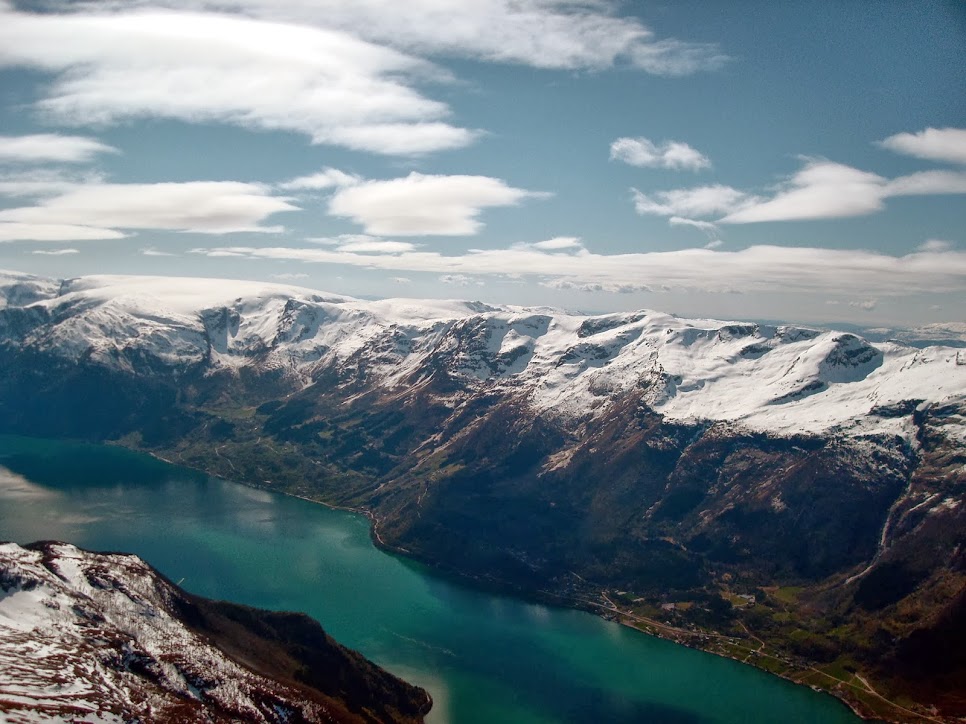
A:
0;542;326;722
0;269;61;310
57;274;352;314
1;272;963;440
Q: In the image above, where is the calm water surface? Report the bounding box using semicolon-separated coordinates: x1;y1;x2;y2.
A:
0;435;860;724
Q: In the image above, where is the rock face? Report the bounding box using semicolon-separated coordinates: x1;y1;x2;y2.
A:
0;270;964;720
0;541;432;724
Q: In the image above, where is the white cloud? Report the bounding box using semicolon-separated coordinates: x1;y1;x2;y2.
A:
188;247;249;258
610;137;710;171
703;239;723;249
277;168;361;191
0;6;475;156
721;161;887;223
632;185;752;218
884;170;966;196
540;278;651;293
321;123;477;156
391;276;412;284
270;272;309;280
77;0;727;75
328;172;545;235
0;222;126;242
140;247;175;257
668;216;720;235
0;134;117;164
440;274;482;286
917;239;953;253
0;168;108;198
630;152;966;228
335;239;417;253
189;242;966;297
30;248;80;255
0;182;295;234
878;127;966;165
722;160;966;224
849;299;877;311
304;233;417;253
528;237;583;251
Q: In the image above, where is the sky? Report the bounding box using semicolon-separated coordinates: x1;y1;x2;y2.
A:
0;0;964;327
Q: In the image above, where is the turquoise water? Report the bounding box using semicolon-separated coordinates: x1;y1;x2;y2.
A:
0;435;860;724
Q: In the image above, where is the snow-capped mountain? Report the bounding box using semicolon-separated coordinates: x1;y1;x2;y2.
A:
0;541;431;724
1;270;962;441
1;270;965;721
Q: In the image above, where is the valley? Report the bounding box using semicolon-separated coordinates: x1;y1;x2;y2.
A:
0;434;864;724
1;270;964;722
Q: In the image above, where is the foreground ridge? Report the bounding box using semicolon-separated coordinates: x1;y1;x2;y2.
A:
0;541;432;724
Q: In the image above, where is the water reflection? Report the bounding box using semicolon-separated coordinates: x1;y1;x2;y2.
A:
0;467;60;501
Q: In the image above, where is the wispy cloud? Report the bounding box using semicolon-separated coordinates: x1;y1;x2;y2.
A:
440;273;483;286
333;238;417;253
140;247;175;257
0;222;125;242
0;6;476;156
188;243;966;297
0;134;117;164
540;278;650;293
328;172;546;235
277;168;361;191
668;216;720;234
723;160;966;224
878;127;966;165
0;182;295;237
720;161;887;223
74;0;728;75
884;170;966;196
528;236;583;251
610;137;710;171
917;239;953;253
0;168;108;198
305;234;419;253
270;272;309;280
631;157;966;227
632;185;752;218
30;248;80;255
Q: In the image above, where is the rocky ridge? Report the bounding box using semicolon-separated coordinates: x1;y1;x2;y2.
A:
0;540;431;724
0;270;964;722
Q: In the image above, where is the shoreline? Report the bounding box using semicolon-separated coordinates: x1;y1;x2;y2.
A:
358;518;886;724
139;444;932;724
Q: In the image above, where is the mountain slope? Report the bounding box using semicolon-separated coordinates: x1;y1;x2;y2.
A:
0;270;961;439
0;270;964;722
0;541;432;724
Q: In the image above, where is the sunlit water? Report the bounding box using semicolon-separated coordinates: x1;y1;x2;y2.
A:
0;435;860;724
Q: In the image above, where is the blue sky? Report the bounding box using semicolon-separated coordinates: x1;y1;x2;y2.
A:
0;0;964;326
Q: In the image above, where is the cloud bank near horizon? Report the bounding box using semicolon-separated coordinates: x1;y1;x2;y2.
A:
187;242;966;298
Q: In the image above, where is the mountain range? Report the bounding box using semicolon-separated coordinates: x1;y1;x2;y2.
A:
0;270;963;722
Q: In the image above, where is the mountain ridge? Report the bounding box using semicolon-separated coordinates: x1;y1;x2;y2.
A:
1;270;961;440
0;271;964;722
0;540;432;723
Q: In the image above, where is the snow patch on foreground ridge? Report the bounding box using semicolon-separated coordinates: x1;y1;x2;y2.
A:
0;541;328;723
1;271;963;440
